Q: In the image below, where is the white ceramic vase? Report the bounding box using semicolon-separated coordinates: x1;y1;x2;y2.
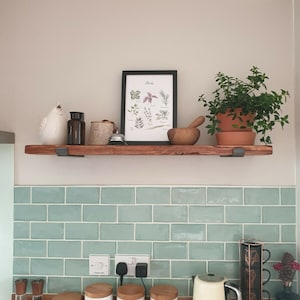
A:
39;104;67;145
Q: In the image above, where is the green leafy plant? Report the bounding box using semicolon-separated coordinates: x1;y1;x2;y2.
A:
198;66;290;144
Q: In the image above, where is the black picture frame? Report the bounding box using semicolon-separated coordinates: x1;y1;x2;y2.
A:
121;70;177;145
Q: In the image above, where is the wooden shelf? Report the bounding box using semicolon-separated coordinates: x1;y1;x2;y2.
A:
25;144;272;157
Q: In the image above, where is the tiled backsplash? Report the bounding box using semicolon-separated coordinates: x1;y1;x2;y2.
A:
13;185;296;297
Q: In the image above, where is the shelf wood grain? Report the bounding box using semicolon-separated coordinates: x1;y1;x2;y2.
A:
25;144;272;157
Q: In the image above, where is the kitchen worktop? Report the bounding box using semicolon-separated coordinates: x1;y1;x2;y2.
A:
12;295;194;300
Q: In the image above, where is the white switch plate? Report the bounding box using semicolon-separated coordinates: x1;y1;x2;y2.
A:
89;255;110;276
115;254;150;277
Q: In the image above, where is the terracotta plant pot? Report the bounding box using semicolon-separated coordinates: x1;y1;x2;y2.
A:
216;108;256;145
217;108;255;132
216;131;256;146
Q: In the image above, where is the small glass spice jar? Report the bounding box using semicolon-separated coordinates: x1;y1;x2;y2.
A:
117;284;145;300
85;282;113;300
67;112;85;145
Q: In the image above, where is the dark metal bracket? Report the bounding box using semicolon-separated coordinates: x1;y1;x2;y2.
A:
220;147;245;157
55;148;84;157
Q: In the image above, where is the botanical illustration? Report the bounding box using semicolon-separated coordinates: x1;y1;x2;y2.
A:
124;74;174;142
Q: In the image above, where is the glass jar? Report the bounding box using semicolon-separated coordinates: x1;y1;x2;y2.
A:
150;284;178;300
117;284;145;300
67;112;85;145
85;282;113;300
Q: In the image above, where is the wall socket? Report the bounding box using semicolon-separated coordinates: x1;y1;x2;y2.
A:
115;255;150;277
89;255;110;276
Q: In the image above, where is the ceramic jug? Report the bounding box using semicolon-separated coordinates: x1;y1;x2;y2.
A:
88;120;116;145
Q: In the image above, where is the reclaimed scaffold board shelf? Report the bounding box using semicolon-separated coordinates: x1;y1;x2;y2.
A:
25;144;272;157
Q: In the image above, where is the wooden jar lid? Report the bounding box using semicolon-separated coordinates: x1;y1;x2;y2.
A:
52;292;82;300
117;284;145;300
150;284;178;300
85;283;113;298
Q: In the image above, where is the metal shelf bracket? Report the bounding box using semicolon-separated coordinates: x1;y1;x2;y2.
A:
55;148;84;157
220;147;245;157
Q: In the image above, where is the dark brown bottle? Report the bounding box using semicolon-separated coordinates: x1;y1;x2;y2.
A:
67;112;85;145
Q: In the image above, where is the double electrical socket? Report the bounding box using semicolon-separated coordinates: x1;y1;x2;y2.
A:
115;255;150;276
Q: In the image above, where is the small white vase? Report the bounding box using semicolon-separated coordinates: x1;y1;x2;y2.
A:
39;104;67;145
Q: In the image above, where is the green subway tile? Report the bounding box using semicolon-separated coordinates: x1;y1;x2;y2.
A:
207;224;242;241
225;243;240;260
208;261;239;278
48;241;82;258
150;260;170;277
153;242;187;259
190;206;224;223
101;224;134;240
225;206;261;223
207;187;243;204
48;205;81;221
171;224;205;241
65;259;89;275
14;240;46;257
118;205;152;222
153;206;187;222
101;187;135;204
281;225;296;242
136;187;170;204
83;241;116;257
172;187;206;204
136;224;169;241
14;187;30;203
263;207;295;223
31;223;64;239
32;186;65;203
66;187;99;204
244;188;279;205
189;242;224;260
14;205;47;221
244;225;279;242
31;258;63;275
83;205;116;222
13;258;29;275
264;243;296;261
171;261;205;278
66;223;98;240
281;188;296;205
14;222;30;238
47;277;82;293
117;242;152;255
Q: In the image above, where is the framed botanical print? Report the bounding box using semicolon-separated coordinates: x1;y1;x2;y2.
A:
121;70;177;144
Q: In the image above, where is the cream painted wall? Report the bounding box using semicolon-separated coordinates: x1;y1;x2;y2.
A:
0;0;295;185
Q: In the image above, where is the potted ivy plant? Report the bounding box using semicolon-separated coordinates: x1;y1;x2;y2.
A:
198;66;290;145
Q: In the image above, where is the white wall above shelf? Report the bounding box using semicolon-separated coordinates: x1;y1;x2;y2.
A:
25;144;273;157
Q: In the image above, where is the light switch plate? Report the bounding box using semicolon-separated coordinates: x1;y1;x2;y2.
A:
89;255;110;276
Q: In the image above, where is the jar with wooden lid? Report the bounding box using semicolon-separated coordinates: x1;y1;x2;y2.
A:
117;284;145;300
52;292;82;300
85;282;113;300
150;284;178;300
